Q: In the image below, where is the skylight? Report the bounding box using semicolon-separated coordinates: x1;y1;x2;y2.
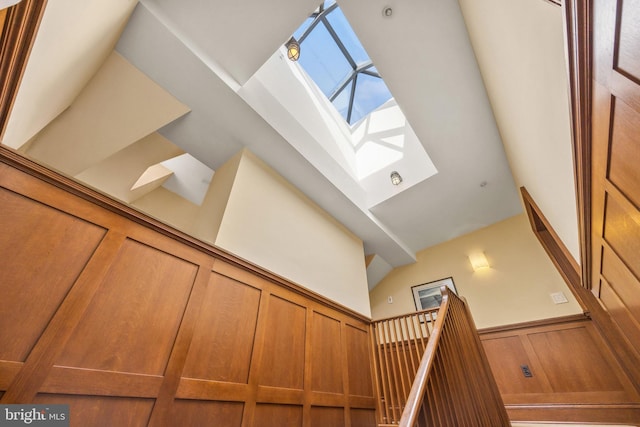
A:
293;0;393;126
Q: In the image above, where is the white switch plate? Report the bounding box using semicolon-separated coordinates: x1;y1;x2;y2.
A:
387;296;393;304
550;292;568;304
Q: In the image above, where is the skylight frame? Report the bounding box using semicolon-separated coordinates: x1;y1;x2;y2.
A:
294;0;391;126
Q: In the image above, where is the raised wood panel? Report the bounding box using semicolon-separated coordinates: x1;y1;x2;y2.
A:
34;394;155;427
528;327;624;393
0;188;106;362
310;406;344;427
55;238;197;376
253;403;303;427
603;194;640;280
609;98;640;208
258;295;306;390
311;312;343;394
0;361;22;389
345;325;373;398
482;336;548;395
480;318;640;408
167;399;243;427
616;0;640;83
350;408;377;427
588;0;640;392
181;273;261;383
601;244;640;327
600;277;640;356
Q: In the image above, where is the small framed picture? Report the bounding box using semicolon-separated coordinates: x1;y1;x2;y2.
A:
411;277;457;311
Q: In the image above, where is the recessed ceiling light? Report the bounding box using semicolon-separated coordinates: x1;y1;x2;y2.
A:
390;171;402;185
382;6;393;17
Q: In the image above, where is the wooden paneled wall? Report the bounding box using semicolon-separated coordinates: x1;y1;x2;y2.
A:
479;315;640;423
590;0;640;381
0;149;376;427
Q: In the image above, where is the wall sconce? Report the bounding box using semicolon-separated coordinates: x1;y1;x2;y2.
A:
286;37;300;61
390;171;402;185
468;252;490;271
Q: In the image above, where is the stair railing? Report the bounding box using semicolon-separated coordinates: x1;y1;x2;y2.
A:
369;303;440;424
397;287;510;426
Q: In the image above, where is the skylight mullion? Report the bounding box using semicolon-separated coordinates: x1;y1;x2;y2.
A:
299;1;339;43
298;15;323;44
329;72;356;102
360;69;381;78
346;73;358;124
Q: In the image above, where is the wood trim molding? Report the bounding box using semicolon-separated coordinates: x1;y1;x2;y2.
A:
0;0;46;140
562;0;592;291
0;145;371;323
520;187;583;302
477;313;589;335
506;403;640;424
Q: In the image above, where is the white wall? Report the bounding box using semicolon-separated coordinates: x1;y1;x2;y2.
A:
458;0;580;264
216;150;371;317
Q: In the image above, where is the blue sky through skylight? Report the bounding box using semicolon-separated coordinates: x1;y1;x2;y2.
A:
293;1;393;126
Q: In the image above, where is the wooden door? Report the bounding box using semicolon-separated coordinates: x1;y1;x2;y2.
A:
591;0;640;357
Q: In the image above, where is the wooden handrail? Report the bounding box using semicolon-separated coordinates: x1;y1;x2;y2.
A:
398;288;450;426
385;287;510;427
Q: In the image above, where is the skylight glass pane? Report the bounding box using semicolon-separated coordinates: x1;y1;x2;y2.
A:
332;80;353;121
325;8;369;66
294;17;314;41
350;73;392;125
298;22;352;97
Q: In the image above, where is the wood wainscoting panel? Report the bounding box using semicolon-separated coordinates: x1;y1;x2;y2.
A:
0;150;376;426
0;187;106;363
350;408;377;427
588;0;640;391
616;0;640;83
481;335;549;395
55;238;197;376
258;295;306;390
480;316;640;421
345;324;374;399
527;326;626;394
603;192;640;280
167;399;244;427
34;394;155;427
181;272;261;384
600;244;640;356
481;318;638;404
253;403;303;427
608;97;640;210
311;312;344;394
310;406;345;427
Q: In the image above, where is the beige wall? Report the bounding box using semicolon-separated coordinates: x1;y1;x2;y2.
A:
370;214;582;328
216;150;371;317
458;0;580;264
3;0;137;149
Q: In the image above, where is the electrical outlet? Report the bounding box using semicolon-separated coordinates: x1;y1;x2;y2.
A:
387;296;393;304
520;365;533;378
550;291;568;304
